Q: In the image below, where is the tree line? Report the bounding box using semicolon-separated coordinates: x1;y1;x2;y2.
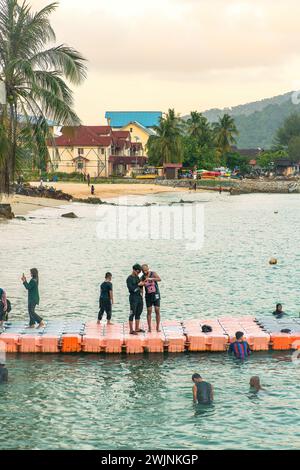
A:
147;109;241;171
147;108;300;172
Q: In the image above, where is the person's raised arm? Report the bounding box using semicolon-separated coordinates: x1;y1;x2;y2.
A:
23;278;34;290
127;277;142;294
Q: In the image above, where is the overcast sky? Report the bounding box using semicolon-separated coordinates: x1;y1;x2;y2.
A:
31;0;300;123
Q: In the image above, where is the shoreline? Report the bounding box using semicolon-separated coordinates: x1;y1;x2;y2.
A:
2;182;190;217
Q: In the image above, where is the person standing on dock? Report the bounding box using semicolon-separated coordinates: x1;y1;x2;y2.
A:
192;374;214;404
126;264;145;335
228;331;251;360
22;269;45;329
142;264;161;333
0;288;8;330
98;272;114;325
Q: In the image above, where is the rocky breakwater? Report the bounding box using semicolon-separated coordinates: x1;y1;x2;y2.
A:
238;178;300;194
15;183;73;201
0;204;14;219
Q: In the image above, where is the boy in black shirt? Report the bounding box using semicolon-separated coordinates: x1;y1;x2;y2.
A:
98;272;113;324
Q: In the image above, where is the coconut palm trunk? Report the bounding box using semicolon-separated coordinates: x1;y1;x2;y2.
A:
0;0;87;194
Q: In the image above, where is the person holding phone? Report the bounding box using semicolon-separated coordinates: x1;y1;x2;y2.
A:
126;264;145;335
22;268;45;328
142;264;161;332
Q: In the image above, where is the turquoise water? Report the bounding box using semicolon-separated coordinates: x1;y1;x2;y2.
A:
1;192;300;449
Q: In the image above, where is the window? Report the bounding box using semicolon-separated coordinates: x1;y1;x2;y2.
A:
130;128;133;133
77;161;83;170
101;148;105;155
78;148;84;155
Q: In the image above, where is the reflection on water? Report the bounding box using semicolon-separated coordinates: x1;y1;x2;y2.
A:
1;192;300;449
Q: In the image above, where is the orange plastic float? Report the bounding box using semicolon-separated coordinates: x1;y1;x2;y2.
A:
183;319;228;352
102;323;123;353
1;318;299;353
270;332;300;350
61;334;82;353
40;335;60;353
161;321;186;353
123;323;146;354
19;334;42;353
0;333;20;352
144;322;165;353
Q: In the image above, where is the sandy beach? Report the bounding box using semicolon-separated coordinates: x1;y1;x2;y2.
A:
3;182;188;216
30;181;188;199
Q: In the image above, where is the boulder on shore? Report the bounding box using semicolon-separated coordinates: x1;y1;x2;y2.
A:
0;204;15;219
61;212;78;219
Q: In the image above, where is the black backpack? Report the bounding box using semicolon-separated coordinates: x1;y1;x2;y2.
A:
202;324;213;333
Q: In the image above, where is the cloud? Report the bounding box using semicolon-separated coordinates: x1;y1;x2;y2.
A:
26;0;300;121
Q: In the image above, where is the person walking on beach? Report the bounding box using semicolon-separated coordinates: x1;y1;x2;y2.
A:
98;272;114;325
273;303;287;319
0;363;8;383
0;288;8;330
126;264;145;335
87;173;90;186
142;264;161;332
22;269;45;328
228;331;251;359
91;185;95;196
192;373;214;404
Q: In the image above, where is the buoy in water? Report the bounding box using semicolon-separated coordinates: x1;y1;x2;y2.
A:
269;258;278;265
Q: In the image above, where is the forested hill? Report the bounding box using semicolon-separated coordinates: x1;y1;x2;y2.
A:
194;91;300;149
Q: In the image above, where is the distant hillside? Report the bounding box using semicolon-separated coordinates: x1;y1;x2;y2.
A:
187;91;300;149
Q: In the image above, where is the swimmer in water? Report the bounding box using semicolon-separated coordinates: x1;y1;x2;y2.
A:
192;373;214;404
249;376;264;392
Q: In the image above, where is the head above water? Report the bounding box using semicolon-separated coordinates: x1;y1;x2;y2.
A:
235;331;244;341
132;264;142;275
105;272;112;280
276;303;283;312
192;373;202;383
250;376;261;390
30;268;39;282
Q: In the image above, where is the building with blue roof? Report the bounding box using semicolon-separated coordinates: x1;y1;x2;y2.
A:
104;111;161;156
105;111;162;129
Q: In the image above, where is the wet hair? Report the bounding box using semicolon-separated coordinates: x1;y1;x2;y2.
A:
192;373;202;381
276;303;282;310
30;268;39;284
105;272;112;279
142;264;149;270
250;376;261;389
235;331;244;340
133;264;142;272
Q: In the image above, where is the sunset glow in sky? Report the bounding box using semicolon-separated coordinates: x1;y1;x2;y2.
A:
30;0;300;123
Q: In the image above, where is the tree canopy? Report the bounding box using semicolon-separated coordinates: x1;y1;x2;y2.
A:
0;0;87;193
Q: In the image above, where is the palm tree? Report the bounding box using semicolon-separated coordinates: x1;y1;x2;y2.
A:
213;114;239;163
0;0;87;193
147;109;184;165
186;111;212;146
